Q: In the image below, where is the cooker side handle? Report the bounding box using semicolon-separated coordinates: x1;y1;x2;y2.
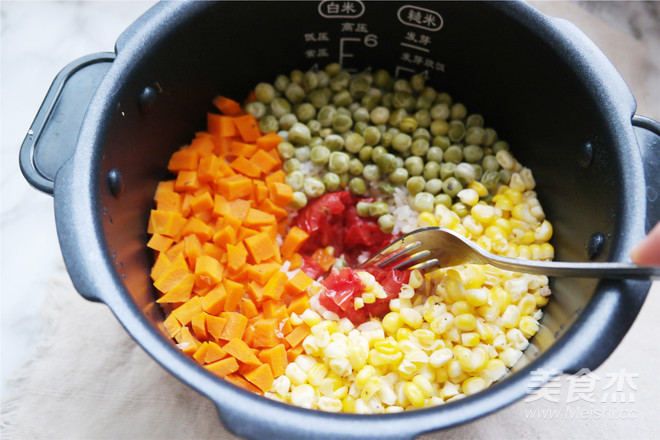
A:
632;115;660;231
19;52;115;195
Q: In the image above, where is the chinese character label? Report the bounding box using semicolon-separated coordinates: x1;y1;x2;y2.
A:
318;0;365;19
397;5;443;31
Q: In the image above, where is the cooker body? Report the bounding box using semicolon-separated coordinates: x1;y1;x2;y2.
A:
21;2;659;439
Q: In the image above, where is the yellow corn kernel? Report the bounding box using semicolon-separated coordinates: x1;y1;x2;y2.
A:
476;235;492;252
362;291;376;304
476;319;495;340
518;294;536;316
412;374;434;399
500;347;523;367
461;332;480;347
490;286;511;313
503;188;523;204
534;293;550;307
328;358;352;377
317;396;342;412
301;309;322;327
441;381;460;399
409;269;424;289
451;223;469;237
368;349;402;367
306;363;329;387
271;375;291;397
503;245;519;258
430;313;454;334
540;242;554;259
399;284;415;299
285;362;307;386
374;338;400;355
454;313;477;331
378;381;398;406
382;312;403;335
450;300;471;316
396;327;413;341
412;329;436;347
405;349;430;364
493;218;512;235
482;359;508;382
462;377;487;396
466;288;488;307
530;244;544;260
354;297;365;310
447;359;464;378
356;365;376;388
403;382;426;408
491;237;510;254
290;384;317;409
520;230;536;245
463;215;484;236
342;395;356;412
476;305;499;323
302;335;322;356
501;305;521;328
535;219;553;242
468;181;489;197
519;316;540;337
517;244;531;259
333;385;349;400
400;307;423;329
418;211;439;227
361;377;382;401
484;224;505;241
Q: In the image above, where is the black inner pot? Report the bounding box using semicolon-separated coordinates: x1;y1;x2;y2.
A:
56;2;650;439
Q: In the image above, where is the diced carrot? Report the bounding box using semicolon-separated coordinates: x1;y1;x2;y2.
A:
151;252;171;281
180;193;193;217
228;198;252;220
149;210;187;238
205;356;239;377
280;318;293;336
252;318;280;348
262;300;288;321
198;154;221;183
288;253;303;271
285;323;311;348
219;312;248;341
212;96;242;116
216;175;253;200
172;297;203;326
154;253;189;293
222;338;261;366
229;155;262;178
184;233;203;268
267;181;294;207
243;363;273;393
259;224;279;241
190;191;215;214
259;198;288;222
246;281;264;304
244;231;276;264
280;227;310;259
207;113;237;137
311;247;335;272
189;135;215;155
206;314;228;341
223;278;244;313
286;294;310;315
176;326;201;355
202;243;225;263
286;271;314;296
261;271;288;301
244;208;276;227
247;263;281;285
226;243;248;272
264;170;286;185
224;373;262;394
193;341;209;363
233;114;261;142
181;216;214;242
237;226;259;242
168;148;198;172
175;170;200;191
228;141;258;158
256;132;282;151
253;180;270;205
213;224;237;248
165;240;186;261
239;298;258;319
191;312;208;340
258;344;287;378
201;284;227;315
205;341;227;363
213;194;231;217
250;149;280;175
157;273;194;303
147;233;174;253
195;255;223;288
155;189;181;212
163;313;182;338
286;344;304;363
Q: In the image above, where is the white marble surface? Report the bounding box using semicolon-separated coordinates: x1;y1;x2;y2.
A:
1;0;658;435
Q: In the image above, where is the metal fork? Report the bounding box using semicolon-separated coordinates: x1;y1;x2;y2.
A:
360;227;660;280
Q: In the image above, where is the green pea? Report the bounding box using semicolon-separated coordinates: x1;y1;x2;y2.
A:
369;201;389;217
421;86;437;103
277;141;295;160
283;158;301;173
413;192;435;213
454;162;476;184
362;93;381;111
430;119;449;137
285;82;305;103
436;92;452;105
466;114;484;128
274;74;290;92
414;109;431;128
371;146;387;163
395;156;404;168
303;176;325;198
423;161;441;180
302;71;319;91
363;164;381;182
377;153;397;174
325;134;344;151
410;138;429;157
381;130;395;148
294;146;311;162
363;126;381;146
430;103;450;120
483;128;498;147
295;103;316;122
434;193;452;208
406;176;426;195
288;122;311;145
379;181;395;195
405;156;424;176
323;172;341;191
349;75;371;98
258;115;278;134
499;168;512;184
353;121;367;135
356;201;372;217
493;140;510;153
448;121;465;142
353;107;370;123
328;151;350;174
439;162;456;180
370;106;390;125
317;106;337;127
444;145;463;163
432;135;451;150
389;167;409;184
481;170;500;190
472;164;483;181
290;69;304;84
319;128;334;139
425;178;443;195
465;126;486;145
310;145;331;166
410;73;425;92
451;202;469;217
308;136;324;148
373;69;392;89
345;133;365;153
307;120;322;136
393;79;413;94
482;154;500;171
426;146;443;163
290;191;308;209
325;62;342;77
399;116;418;133
254;82;276;103
415;96;432;110
391;133;412;153
333;90;353;107
359;145;373;162
412;127;431;141
309;89;330;108
450;102;467;120
317;71;330;88
378;214;395;234
245;101;267;119
463;145;484;163
442;177;463;197
349;177;367;195
349;158;364;176
279;113;297;131
389;108;407;126
285;171;305;191
332;113;353;133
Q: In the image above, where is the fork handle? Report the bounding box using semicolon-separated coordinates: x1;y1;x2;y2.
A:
487;255;660;280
